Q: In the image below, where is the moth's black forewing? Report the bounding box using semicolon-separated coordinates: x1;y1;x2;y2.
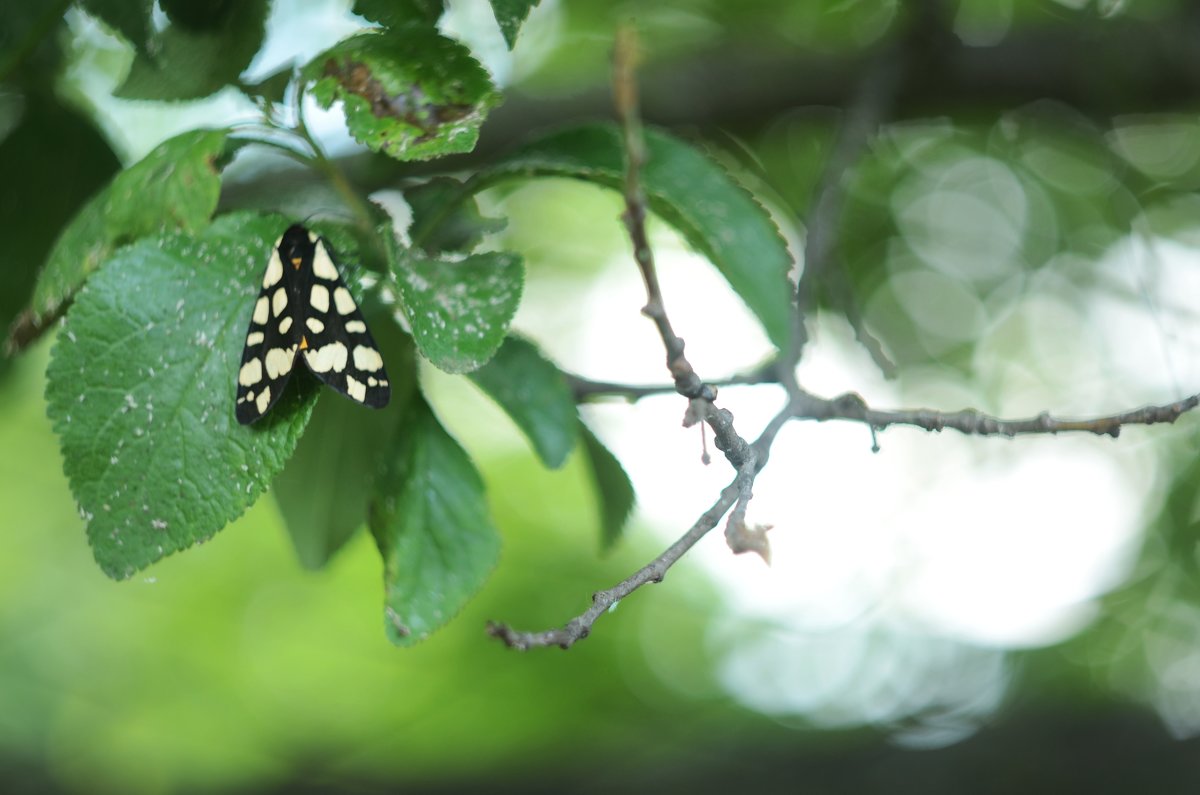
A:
235;225;390;425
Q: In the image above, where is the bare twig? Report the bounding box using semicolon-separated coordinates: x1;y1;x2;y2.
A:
612;25;759;492
487;478;741;650
568;371;1200;438
611;29;710;404
565;363;777;403
610;27;756;475
487;400;794;650
793;389;1200;438
486;382;1200;650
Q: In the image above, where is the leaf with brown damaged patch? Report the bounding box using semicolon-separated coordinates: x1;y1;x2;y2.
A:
303;30;499;162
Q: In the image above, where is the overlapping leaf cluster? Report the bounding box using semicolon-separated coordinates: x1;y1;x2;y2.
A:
7;0;793;645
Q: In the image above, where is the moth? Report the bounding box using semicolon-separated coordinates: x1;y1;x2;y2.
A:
235;224;390;424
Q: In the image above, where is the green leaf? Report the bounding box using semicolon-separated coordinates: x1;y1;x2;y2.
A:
484;123;794;350
406;177;506;254
580;423;635;550
25;128;228;335
467;336;577;469
45;213;319;579
0;94;118;357
273;391;374;569
115;0;268;100
353;0;443;28
81;0;152;52
490;0;540;49
303;29;499;162
385;227;523;374
369;395;501;645
274;317;417;570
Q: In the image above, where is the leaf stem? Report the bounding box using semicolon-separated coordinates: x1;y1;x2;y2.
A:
292;90;377;234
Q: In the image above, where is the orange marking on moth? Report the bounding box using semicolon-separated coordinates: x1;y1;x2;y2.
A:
299;335;309;350
291;257;302;269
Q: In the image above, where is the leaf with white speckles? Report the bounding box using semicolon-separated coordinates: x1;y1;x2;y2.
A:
467;336;577;469
45;212;318;579
369;395;500;646
483;123;794;350
302;29;498;162
27;128;229;333
385;226;523;373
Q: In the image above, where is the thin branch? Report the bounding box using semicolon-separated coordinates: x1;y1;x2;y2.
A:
610;27;754;473
292;88;377;235
565;363;778;403
487;400;793;650
793;389;1200;438
611;28;707;403
612;27;764;551
487;479;740;650
568;371;1200;440
489;382;1200;650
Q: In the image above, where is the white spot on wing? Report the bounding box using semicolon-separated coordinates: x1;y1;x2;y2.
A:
310;284;330;313
265;346;295;378
306;317;325;334
353;345;384;372
252;297;269;325
279;316;293;334
272;287;288;317
246;331;264;346
262;251;284;287
312;243;339;280
238;358;263;386
256;386;271;415
346;374;367;402
345;320;367;334
304;341;348;373
333;286;357;315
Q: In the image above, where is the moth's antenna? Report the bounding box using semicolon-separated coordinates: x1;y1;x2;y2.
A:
300;209;357;227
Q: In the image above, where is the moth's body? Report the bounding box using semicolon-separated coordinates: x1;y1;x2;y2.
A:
235;224;390;424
